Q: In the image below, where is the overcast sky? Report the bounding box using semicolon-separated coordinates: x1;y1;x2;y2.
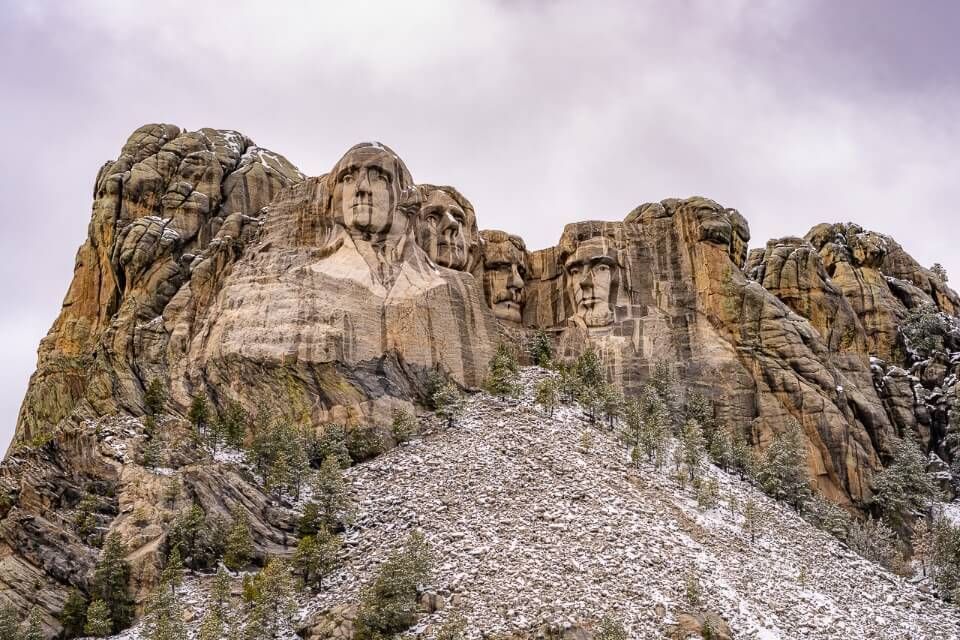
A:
2;0;958;451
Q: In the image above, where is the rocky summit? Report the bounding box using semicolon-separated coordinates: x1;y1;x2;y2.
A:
3;124;960;638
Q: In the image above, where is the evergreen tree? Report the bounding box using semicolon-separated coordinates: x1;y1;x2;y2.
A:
59;587;89;638
648;361;679;426
931;262;949;283
160;546;184;595
197;611;224;640
757;421;811;512
742;498;766;545
528;329;554;367
848;516;901;569
485;343;520;398
680;420;707;481
83;599;113;637
346;426;385;463
188;395;211;438
870;437;940;530
432;382;464;428
600;384;623;429
309;423;351;468
294;526;341;591
803;494;852;542
390;408;418;445
167;503;225;570
73;493;99;543
622;386;669;468
220;400;248;450
534;378;559;417
310;455;350;532
144;378;167;415
730;426;757;480
354;531;433;640
90;532;133;632
224;507;254;571
139;436;162;470
914;517;935;577
142;577;187;640
900;303;950;358
242;559;298;640
0;603;21;640
23;608;44;640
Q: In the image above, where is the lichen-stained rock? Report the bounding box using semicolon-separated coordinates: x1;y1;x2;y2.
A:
523;199;890;503
15;125;304;443
804;222;957;364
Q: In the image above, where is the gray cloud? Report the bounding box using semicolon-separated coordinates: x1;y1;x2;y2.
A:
1;0;958;449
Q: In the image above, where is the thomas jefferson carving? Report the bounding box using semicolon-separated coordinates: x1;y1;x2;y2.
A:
415;185;479;272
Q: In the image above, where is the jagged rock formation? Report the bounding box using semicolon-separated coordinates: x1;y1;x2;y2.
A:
4;124;960;633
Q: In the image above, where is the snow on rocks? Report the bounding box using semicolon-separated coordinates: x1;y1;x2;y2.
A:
298;368;960;639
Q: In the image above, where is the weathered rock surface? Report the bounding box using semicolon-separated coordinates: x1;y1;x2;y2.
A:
5;125;960;633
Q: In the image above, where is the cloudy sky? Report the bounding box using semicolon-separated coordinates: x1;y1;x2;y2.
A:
1;0;958;450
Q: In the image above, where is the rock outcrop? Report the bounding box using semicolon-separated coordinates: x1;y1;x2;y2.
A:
4;124;960;633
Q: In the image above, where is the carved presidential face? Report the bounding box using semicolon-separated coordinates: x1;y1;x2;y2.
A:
564;237;619;327
481;232;528;323
331;147;401;236
416;188;478;271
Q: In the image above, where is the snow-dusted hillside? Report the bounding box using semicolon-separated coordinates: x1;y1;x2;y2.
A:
99;368;960;639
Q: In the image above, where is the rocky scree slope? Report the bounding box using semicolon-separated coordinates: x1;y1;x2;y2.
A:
96;370;960;640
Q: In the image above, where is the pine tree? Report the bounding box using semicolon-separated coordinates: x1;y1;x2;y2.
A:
83;599;113;637
242;558;298;640
167;503;225;570
310;423;351;468
485;343;520;398
144;378;167;415
573;349;606;424
848;516;901;569
757;420;811;512
803;494;852;541
160;545;183;595
390;408;417;445
534;378;559;417
90;532;133;632
623;386;669;468
914;517;935;577
648;361;679;426
140;436;162;469
188;395;211;438
432;382;464;428
932;262;949;283
354;531;432;640
742;498;766;545
870;437;940;530
59;587;89;638
294;526;341;591
528;329;554;367
221;400;248;450
224;507;254;571
600;384;623;429
310;455;350;532
143;577;187;640
680;420;707;482
197;611;224;640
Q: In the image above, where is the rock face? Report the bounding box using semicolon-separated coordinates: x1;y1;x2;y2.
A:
5;125;960;632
